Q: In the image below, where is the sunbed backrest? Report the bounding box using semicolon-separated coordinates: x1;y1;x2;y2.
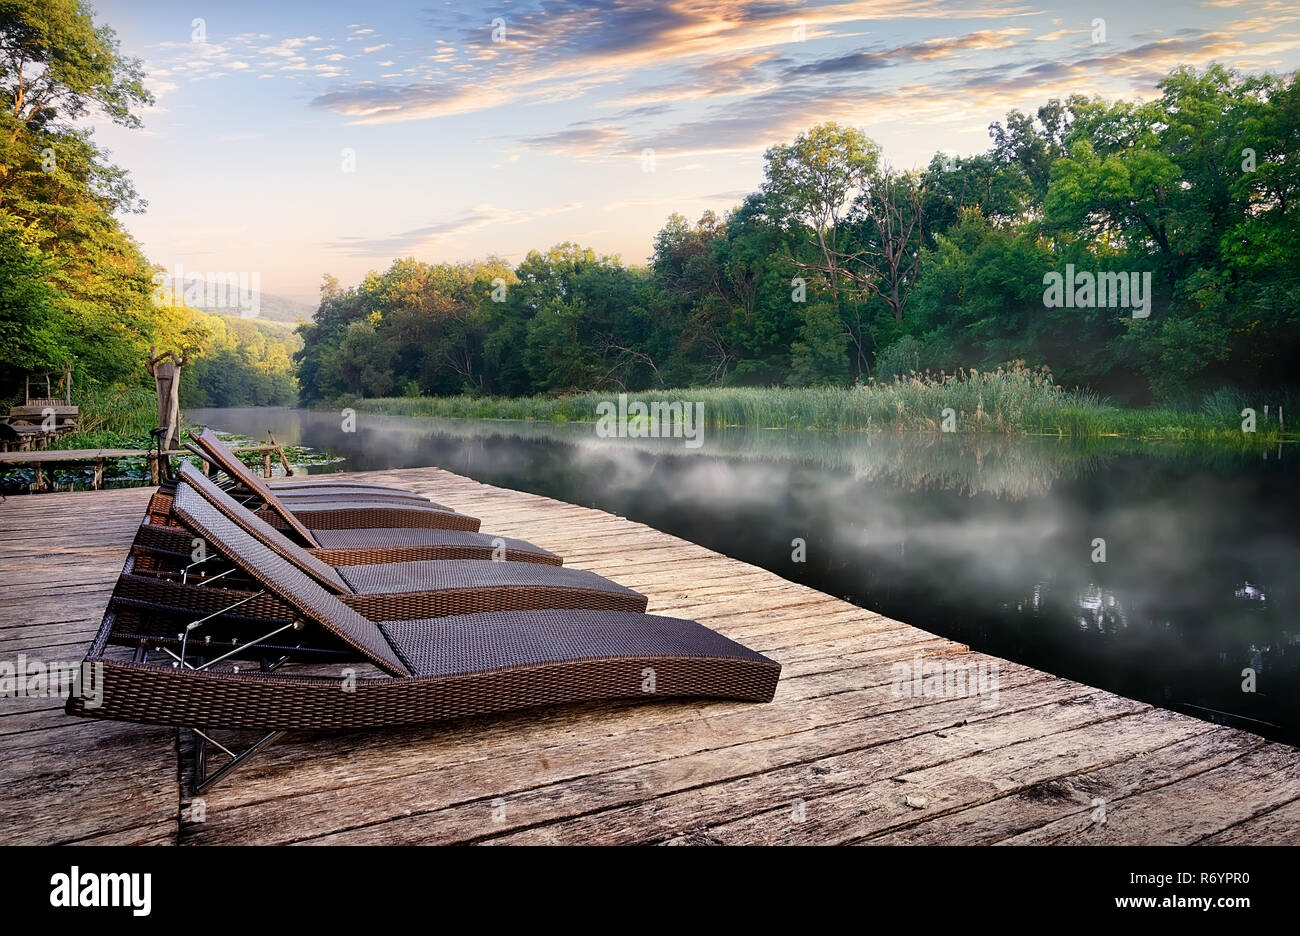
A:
176;463;351;594
172;478;410;676
194;428;319;547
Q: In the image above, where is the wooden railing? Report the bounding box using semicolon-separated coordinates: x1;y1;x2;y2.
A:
0;441;293;491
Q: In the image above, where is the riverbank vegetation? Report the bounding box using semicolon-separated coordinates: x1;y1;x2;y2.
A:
297;65;1298;422
348;366;1294;442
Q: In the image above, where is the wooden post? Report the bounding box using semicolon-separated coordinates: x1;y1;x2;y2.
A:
148;452;159;485
146;348;188;454
268;430;293;476
93;458;104;491
263;450;272;478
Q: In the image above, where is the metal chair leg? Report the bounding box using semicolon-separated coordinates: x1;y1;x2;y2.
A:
192;729;286;794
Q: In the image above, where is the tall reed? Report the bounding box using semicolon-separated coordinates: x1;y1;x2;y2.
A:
342;365;1293;442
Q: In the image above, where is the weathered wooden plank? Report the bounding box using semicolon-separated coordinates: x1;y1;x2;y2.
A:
864;728;1267;845
69;822;177;846
999;742;1300;845
184;653;1048;838
0;719;177;845
669;707;1213;846
197;669;1072;845
329;684;1122;846
1198;795;1300;844
475;691;1147;846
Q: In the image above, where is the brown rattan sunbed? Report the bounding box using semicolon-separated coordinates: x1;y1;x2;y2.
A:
146;462;561;567
68;479;781;790
192;427;431;503
190;428;478;538
125;466;646;622
135;519;562;567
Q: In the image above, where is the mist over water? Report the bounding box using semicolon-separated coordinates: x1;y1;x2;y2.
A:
190;406;1300;744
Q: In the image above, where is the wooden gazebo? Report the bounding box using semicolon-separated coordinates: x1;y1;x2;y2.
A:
0;365;79;451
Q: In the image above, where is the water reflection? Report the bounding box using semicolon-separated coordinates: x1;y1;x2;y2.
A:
188;407;1299;744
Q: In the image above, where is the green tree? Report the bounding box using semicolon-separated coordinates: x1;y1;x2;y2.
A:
0;0;160;401
0;217;69;386
789;300;850;385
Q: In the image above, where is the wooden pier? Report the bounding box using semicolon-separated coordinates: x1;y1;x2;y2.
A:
1;466;1297;845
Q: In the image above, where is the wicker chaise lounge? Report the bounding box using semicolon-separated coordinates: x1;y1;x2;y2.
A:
68;480;781;790
189;428;479;535
145;462;561;566
193;427;431;503
135;519;562;567
146;463;557;566
125;466;645;622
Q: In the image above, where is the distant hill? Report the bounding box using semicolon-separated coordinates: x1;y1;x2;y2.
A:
153;274;317;325
248;290;317;325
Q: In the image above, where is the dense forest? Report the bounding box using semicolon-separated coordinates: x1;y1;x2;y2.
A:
297;65;1298;407
0;0;298;429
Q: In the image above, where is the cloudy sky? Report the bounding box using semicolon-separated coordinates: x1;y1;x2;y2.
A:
91;0;1300;304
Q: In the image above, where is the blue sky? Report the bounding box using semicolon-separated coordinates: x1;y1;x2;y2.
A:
90;0;1300;303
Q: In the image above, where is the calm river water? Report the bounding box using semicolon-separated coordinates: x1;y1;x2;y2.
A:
188;406;1299;744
